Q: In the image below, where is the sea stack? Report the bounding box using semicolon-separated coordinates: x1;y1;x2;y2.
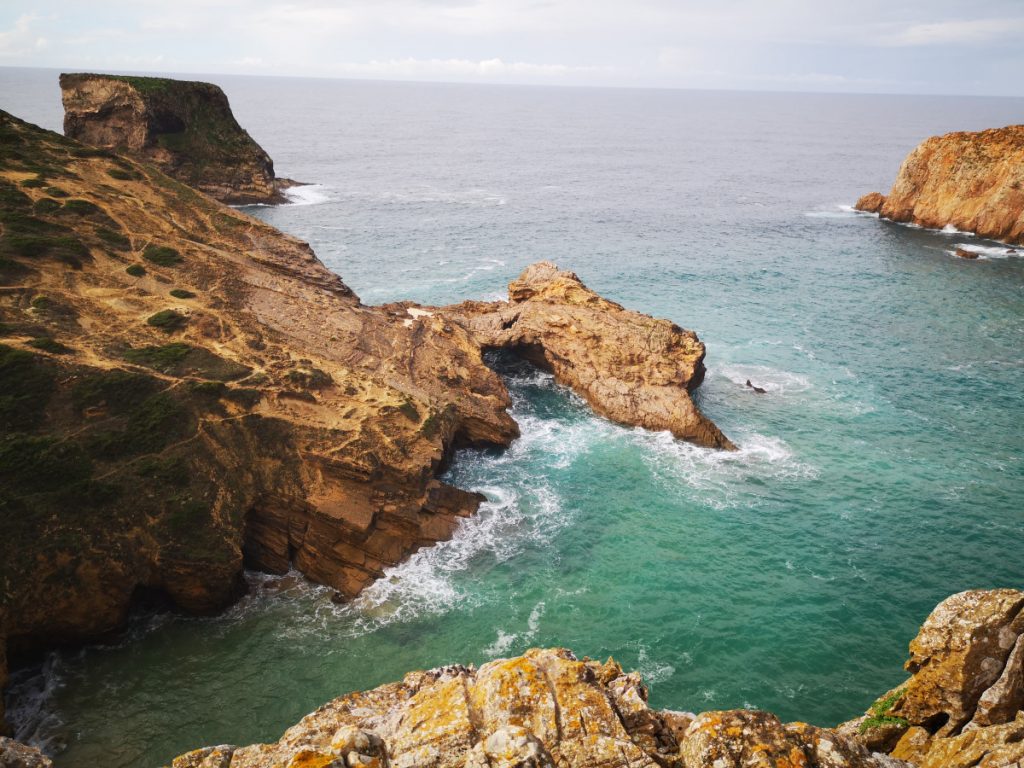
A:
59;73;294;205
855;125;1024;245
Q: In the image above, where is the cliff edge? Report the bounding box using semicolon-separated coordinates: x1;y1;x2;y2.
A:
0;109;729;733
169;589;1024;768
60;73;293;205
855;125;1024;245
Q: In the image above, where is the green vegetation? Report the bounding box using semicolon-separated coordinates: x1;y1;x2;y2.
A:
187;380;225;398
0;344;56;430
60;198;103;217
85;392;188;459
146;309;188;332
163;496;209;535
223;387;261;409
20;176;47;188
126;264;146;277
170;288;196;299
136;455;190;487
45;186;69;198
0;434;92;494
30;295;53;310
72;370;157;414
106;168;140;181
97;227;131;251
285;367;333;389
124;342;193;371
859;688;909;733
398;399;419;421
33;198;62;215
143;244;183;266
27;337;72;355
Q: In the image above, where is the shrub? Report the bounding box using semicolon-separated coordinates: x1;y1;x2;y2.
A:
187;380;225;397
136;455;190;487
142;244;182;267
30;295;52;310
72;370;156;414
45;186;69;198
106;168;137;181
859;688;909;733
124;342;193;370
33;198;61;215
146;309;188;332
61;199;103;217
126;264;146;277
0;433;92;493
170;288;196;299
0;344;56;430
20;176;47;188
27;337;72;354
97;227;131;251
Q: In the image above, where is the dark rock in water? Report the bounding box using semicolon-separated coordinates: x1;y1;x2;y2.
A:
955;248;980;260
59;73;299;205
1008;248;1018;254
746;379;767;394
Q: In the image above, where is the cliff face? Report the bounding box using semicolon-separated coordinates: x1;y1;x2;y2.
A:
0;110;728;731
855;125;1024;245
169;589;1024;768
60;73;289;205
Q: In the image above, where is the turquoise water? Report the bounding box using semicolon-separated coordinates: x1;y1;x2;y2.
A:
2;71;1023;767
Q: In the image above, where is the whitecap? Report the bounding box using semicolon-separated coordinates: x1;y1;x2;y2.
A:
716;363;812;394
281;184;330;206
946;243;1021;260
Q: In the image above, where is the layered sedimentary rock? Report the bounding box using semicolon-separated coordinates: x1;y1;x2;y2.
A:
169;589;1024;768
432;262;734;449
855;125;1024;244
0;109;727;731
60;73;293;205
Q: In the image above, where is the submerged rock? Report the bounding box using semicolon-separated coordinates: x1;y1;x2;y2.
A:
60;73;296;205
854;125;1024;244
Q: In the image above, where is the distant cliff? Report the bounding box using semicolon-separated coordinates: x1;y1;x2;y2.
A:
167;589;1024;768
59;73;293;205
855;125;1024;245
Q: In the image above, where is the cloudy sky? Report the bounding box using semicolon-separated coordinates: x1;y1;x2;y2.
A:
2;1;1023;96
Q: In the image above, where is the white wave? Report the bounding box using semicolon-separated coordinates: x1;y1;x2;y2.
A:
716;363;812;394
636;645;675;685
282;184;331;206
947;243;1022;260
6;654;66;755
804;204;867;219
483;600;546;657
940;223;974;236
635;429;817;509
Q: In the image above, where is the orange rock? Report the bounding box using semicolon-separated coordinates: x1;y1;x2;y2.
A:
856;125;1024;244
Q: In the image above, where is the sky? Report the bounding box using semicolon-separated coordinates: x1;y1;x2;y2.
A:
1;1;1023;96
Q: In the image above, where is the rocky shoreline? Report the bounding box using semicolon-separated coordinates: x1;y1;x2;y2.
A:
855;124;1024;245
0;105;729;741
149;588;1021;767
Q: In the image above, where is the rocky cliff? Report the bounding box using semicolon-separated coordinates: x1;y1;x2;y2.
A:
0;109;728;733
855;125;1024;245
60;73;292;205
168;589;1024;768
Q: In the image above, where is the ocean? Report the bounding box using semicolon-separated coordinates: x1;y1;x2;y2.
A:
2;67;1023;767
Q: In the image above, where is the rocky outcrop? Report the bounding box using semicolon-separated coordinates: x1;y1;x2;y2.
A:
0;109;728;732
168;589;1024;768
433;262;734;449
0;738;52;767
855;125;1024;244
60;73;295;205
169;648;906;768
840;589;1024;767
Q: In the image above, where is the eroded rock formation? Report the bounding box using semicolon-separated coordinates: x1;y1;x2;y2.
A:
168;588;1024;768
60;73;294;205
432;262;734;449
855;125;1024;244
170;648;907;768
0;109;727;732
